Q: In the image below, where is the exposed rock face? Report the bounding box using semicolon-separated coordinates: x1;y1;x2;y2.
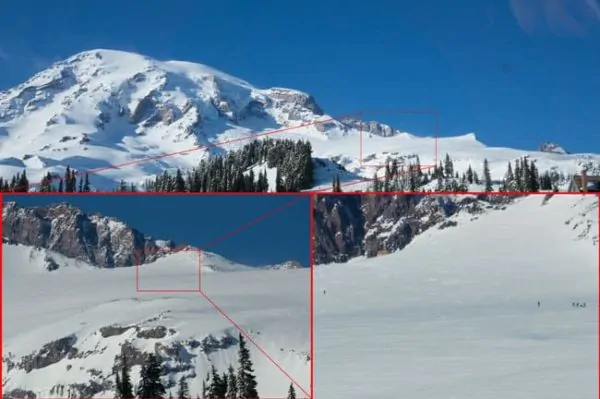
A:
267;88;324;116
2;201;175;267
341;118;403;137
19;335;78;373
314;194;514;264
539;142;568;155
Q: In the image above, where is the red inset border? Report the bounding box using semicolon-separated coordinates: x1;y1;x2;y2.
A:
135;246;202;293
132;196;312;398
311;191;600;399
355;108;439;169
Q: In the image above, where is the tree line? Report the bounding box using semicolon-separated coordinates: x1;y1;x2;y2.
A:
335;153;565;193
137;138;314;193
0;149;569;194
112;333;298;399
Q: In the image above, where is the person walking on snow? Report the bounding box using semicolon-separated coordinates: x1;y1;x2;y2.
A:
537;301;540;307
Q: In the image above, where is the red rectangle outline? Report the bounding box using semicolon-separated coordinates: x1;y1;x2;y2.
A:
357;108;439;169
135;246;202;293
311;191;600;399
195;196;312;398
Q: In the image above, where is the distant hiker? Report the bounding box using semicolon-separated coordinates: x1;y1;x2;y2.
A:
582;302;587;308
323;290;326;295
537;301;540;307
572;302;576;307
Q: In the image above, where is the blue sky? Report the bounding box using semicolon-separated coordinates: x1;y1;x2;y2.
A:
0;0;598;152
4;195;310;267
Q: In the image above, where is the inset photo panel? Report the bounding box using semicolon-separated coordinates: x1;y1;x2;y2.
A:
2;194;312;399
313;192;598;399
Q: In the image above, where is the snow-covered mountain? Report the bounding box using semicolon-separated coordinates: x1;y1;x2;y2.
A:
0;49;599;192
315;194;598;398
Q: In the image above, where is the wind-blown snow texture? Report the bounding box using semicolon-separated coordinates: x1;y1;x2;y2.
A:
315;194;598;399
1;49;599;191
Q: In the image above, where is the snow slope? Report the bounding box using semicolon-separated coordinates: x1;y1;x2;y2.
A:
0;49;599;191
315;194;598;399
2;244;311;398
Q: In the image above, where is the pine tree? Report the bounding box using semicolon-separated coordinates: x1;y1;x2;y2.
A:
208;365;226;399
226;364;238;399
287;383;296;399
275;168;283;192
120;354;134;399
466;164;474;184
371;172;381;192
137;354;166;399
483;158;492;192
175;169;186;192
17;170;29;192
504;161;515;191
444;153;453;178
177;376;189;399
83;173;91;192
115;373;122;399
237;333;259;399
529;161;540;192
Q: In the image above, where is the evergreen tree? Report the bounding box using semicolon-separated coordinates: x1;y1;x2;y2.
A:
237;333;259;399
120;354;134;399
83;173;91;192
137;354;166;399
287;383;296;399
177;376;189;399
226;364;238;399
444;153;454;178
115;373;122;399
540;171;553;190
208;365;227;399
175;169;186;192
371;172;381;192
466;164;474;184
275;168;284;192
17;170;29;192
483;158;492;192
528;161;540;192
504;161;515;191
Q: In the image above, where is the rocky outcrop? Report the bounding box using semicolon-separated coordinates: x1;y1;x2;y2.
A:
2;201;175;268
341;118;403;137
314;194;514;264
19;335;78;372
267;88;324;116
539;142;568;155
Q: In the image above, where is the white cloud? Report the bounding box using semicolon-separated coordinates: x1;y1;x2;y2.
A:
509;0;600;37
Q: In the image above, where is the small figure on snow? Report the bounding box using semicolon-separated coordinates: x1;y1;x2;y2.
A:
537;301;540;307
323;289;326;295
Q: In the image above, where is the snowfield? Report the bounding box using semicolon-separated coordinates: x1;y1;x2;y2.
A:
315;194;598;399
0;49;599;192
2;246;311;398
2;194;598;399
